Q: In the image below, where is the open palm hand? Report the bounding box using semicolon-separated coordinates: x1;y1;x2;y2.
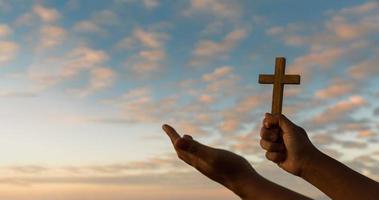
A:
162;124;258;198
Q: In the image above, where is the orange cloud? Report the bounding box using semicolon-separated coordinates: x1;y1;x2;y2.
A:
40;25;66;48
0;41;18;64
0;24;12;37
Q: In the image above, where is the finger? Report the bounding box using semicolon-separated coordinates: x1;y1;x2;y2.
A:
260;127;280;142
260;139;285;152
162;124;181;146
175;138;213;159
278;114;297;132
265;152;286;163
263;113;279;129
183;134;193;140
264;114;298;132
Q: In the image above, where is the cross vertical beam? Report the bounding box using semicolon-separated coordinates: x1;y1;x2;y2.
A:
258;57;301;115
272;57;285;115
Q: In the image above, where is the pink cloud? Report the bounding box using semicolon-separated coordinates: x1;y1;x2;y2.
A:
348;54;379;79
191;28;248;66
315;78;356;99
33;5;60;23
310;96;367;125
184;0;242;19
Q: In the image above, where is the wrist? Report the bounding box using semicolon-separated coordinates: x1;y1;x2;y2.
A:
300;146;324;179
229;172;266;200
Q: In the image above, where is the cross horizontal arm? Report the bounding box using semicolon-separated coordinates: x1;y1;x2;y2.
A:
258;74;274;84
258;74;301;84
284;75;301;84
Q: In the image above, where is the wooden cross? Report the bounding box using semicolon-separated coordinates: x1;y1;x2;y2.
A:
258;57;301;115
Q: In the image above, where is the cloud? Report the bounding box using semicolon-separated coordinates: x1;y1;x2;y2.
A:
184;0;242;20
14;13;35;26
61;47;109;78
348;52;379;79
90;84;215;136
191;28;248;66
125;50;166;76
73;20;107;35
92;10;119;25
325;13;379;41
310;95;367;125
0;41;18;64
117;0;160;9
72;10;119;35
164;66;265;134
266;26;284;36
119;27;168;76
7;165;48;174
196;66;242;103
68;67;116;97
0;90;38;98
218;94;267;134
0;160;333;200
269;2;379;82
28;46;110;91
202;66;233;81
32;5;60;23
101;87;170;123
88;67;115;91
0;24;11;37
288;46;348;78
119;27;167;49
315;78;357;99
338;1;379;15
143;0;160;9
229;130;262;155
39;25;66;48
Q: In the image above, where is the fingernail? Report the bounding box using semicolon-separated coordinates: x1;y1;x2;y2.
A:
162;124;173;132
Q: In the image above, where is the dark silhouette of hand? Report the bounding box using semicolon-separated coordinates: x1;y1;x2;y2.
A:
260;113;317;176
162;124;258;198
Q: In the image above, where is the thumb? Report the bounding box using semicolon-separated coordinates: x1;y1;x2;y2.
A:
277;114;298;134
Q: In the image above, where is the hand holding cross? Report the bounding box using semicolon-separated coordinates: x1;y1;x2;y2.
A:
259;57;301;114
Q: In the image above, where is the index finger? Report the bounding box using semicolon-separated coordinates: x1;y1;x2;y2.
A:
162;124;181;145
263;113;279;128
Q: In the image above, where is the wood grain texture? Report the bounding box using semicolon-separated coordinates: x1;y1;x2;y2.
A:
258;57;301;115
272;57;285;115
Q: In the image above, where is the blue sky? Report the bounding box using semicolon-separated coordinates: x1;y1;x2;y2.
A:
0;0;378;199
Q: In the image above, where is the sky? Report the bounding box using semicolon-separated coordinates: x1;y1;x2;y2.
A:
0;0;378;199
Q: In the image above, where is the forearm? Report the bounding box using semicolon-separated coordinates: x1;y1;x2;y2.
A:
301;149;379;200
234;174;312;200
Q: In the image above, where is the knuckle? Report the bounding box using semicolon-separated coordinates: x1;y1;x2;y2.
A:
259;139;265;148
269;133;278;141
260;127;265;137
265;152;270;159
267;144;275;151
